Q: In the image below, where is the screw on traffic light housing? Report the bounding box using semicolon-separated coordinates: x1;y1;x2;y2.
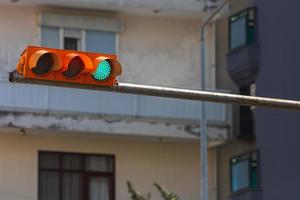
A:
16;46;122;86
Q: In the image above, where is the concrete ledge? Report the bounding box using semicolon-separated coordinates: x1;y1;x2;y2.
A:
0;110;229;144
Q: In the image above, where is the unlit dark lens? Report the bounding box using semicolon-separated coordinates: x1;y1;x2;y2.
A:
62;56;83;78
32;53;53;75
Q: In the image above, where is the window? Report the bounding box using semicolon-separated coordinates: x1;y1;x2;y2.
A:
229;8;256;51
239;85;255;140
41;26;116;54
230;151;258;193
85;30;116;54
64;37;79;50
63;28;83;51
39;151;115;200
39;12;121;53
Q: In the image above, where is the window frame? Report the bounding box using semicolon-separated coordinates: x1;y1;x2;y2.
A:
59;28;85;51
229;150;259;194
228;7;257;51
39;26;118;56
38;151;116;200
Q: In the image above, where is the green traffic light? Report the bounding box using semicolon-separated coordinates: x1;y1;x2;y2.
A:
92;60;112;81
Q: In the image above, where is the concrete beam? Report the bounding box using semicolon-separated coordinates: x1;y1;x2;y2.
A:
0;111;229;142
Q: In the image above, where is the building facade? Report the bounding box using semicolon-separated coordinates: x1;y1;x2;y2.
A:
0;1;232;200
218;0;300;200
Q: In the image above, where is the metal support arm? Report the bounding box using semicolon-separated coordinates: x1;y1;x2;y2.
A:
8;70;300;111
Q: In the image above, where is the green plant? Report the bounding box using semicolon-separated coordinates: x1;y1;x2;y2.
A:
127;181;151;200
153;183;180;200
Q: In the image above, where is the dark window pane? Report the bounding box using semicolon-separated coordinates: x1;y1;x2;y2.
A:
86;156;113;172
39;152;115;200
250;167;257;188
62;154;83;170
230;16;247;50
39;153;60;169
39;171;60;200
239;105;254;139
232;159;250;192
62;173;83;200
64;37;78;50
89;177;110;200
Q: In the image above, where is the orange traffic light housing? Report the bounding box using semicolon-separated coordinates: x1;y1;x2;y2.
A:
16;46;122;86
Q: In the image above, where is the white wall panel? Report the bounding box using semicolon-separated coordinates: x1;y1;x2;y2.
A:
0;79;228;123
0;6;229;125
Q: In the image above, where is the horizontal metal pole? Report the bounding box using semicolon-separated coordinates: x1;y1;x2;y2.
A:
8;70;300;110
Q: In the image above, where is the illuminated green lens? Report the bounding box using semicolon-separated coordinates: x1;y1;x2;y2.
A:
92;60;112;81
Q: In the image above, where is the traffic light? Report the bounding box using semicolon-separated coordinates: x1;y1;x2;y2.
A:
16;46;122;86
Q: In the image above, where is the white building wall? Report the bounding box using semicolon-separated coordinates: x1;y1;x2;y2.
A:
119;15;202;89
0;0;209;18
0;6;39;76
0;5;223;200
0;5;216;90
0;5;227;131
0;132;216;200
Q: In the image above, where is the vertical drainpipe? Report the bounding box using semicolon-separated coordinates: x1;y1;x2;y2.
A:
200;1;229;200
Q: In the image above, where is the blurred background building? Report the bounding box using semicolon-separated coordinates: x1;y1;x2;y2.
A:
0;0;298;200
222;1;300;200
0;0;231;200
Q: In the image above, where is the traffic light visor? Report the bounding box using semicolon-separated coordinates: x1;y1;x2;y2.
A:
62;53;93;79
29;50;61;76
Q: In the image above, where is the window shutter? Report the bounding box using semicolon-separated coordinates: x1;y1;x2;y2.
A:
86;30;116;54
39;12;123;32
41;26;60;48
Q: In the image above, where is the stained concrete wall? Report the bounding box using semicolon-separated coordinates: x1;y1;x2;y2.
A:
119;15;216;89
0;132;218;200
0;5;223;131
0;5;221;200
0;0;208;18
0;5;217;90
0;6;39;76
0;4;228;133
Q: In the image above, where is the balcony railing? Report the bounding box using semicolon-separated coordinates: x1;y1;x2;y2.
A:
0;77;230;124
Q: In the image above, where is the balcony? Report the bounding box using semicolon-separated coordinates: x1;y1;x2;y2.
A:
227;7;259;87
229;189;262;200
0;76;231;143
227;44;259;87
